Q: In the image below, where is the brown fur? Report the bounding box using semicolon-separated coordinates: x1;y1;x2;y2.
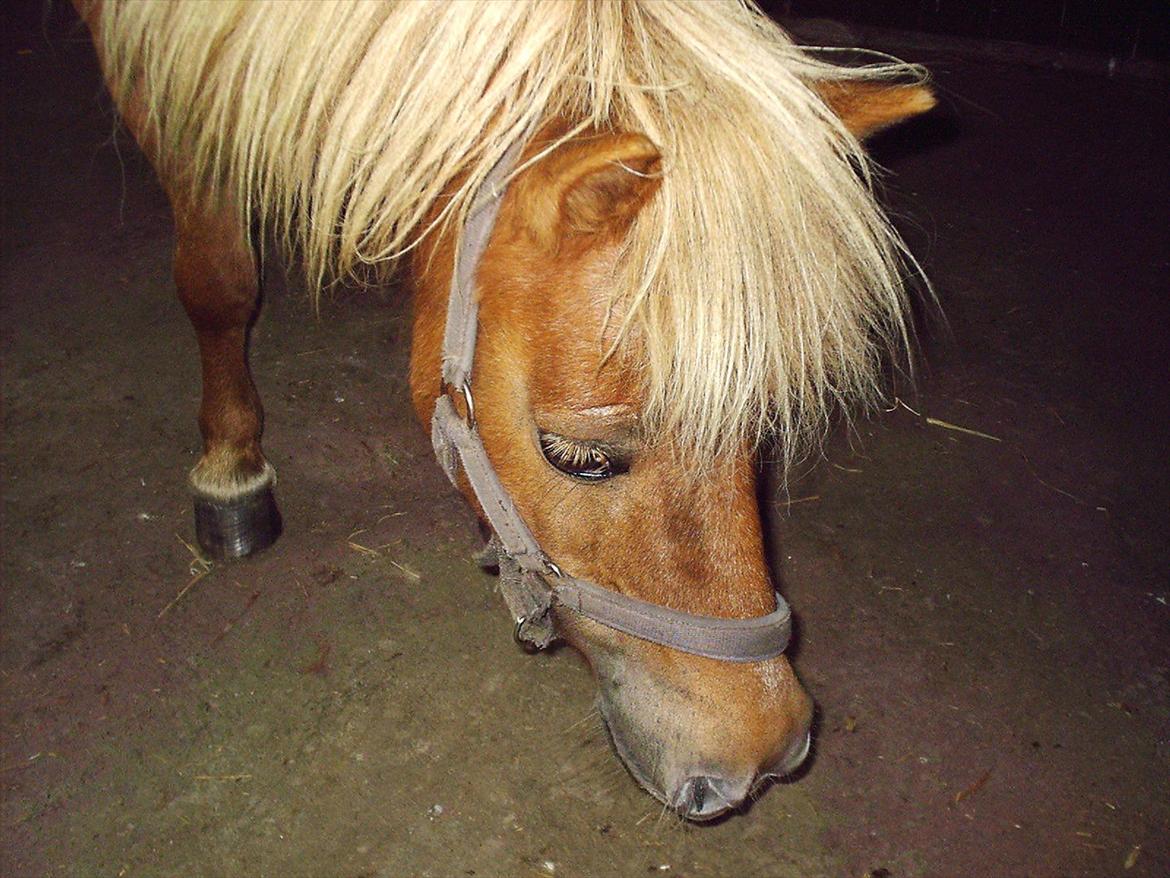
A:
174;201;271;500
818;81;937;139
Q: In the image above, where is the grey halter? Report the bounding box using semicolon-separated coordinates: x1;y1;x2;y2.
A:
430;134;792;663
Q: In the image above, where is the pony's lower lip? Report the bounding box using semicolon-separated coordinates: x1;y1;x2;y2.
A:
677;804;733;822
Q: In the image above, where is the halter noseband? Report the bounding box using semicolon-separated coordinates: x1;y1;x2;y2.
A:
430;134;792;663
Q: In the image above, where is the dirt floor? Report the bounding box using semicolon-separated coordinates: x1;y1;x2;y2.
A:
3;6;1168;878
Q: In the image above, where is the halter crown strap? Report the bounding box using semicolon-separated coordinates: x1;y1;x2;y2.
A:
440;135;529;392
430;132;792;663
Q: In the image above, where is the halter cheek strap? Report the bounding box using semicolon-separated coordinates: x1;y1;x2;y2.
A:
429;134;792;663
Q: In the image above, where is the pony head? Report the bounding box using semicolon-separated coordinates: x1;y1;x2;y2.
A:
411;79;933;818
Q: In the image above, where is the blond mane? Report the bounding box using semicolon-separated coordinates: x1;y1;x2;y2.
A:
94;0;924;467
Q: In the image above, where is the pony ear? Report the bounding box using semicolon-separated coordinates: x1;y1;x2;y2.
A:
522;132;662;248
816;80;936;140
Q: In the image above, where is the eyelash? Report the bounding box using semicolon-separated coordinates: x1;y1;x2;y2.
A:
538;432;621;481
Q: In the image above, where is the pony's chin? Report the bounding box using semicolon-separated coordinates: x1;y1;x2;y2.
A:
596;695;668;804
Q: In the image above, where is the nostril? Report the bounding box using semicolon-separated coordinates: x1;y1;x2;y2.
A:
690;776;708;812
672;775;740;821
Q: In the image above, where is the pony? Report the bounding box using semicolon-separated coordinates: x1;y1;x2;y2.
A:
74;0;935;821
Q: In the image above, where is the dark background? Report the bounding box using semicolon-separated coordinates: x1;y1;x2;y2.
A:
772;0;1170;61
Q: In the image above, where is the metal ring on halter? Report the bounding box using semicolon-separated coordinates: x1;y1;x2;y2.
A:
513;616;543;652
441;380;476;429
544;559;563;578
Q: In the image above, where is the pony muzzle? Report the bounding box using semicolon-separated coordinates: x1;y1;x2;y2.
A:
592;646;813;822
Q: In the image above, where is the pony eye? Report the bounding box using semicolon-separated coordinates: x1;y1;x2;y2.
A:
539;432;622;482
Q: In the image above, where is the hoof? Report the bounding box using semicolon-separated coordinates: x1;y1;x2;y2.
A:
193;485;282;560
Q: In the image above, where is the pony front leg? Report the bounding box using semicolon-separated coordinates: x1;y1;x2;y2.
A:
173;200;280;560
